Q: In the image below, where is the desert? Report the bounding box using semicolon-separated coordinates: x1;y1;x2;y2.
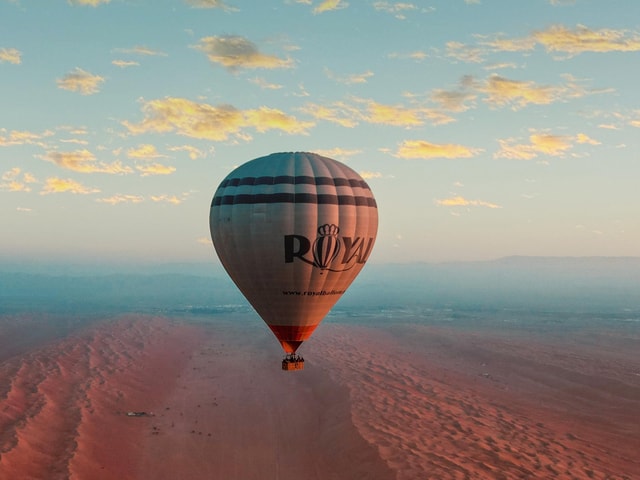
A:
0;306;638;479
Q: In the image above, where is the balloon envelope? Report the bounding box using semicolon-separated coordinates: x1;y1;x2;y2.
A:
210;152;378;353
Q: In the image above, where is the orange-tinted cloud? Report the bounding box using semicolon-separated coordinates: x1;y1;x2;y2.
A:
325;68;374;85
534;24;640;56
395;140;482;159
0;129;53;147
300;102;360;128
40;177;99;195
436;196;501;209
481;75;558;109
1;168;37;192
136;163;176;176
150;194;183;204
313;0;348;14
168;145;206;160
124;97;313;140
193;35;293;71
57;68;105;95
479;25;640;59
0;48;21;64
113;45;167;56
373;2;419;20
127;144;165;159
112;60;139;68
185;0;236;10
97;194;144;205
68;0;111;6
249;77;284;90
495;133;593;160
360;171;383;180
42;150;133;174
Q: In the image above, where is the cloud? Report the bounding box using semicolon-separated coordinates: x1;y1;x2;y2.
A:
123;97;313;140
446;41;487;63
395;140;482;159
1;168;37;192
576;133;600;145
302;97;454;128
0;48;22;64
373;2;419;20
57;68;105;95
150;194;184;204
127;144;165;159
436;196;501;209
68;0;111;6
431;77;477;112
112;60;139;68
193;35;293;71
113;46;167;57
533;24;640;56
313;0;348;14
249;77;284;90
387;50;428;61
0;129;53;147
360;171;383;179
245;106;312;133
299;102;361;128
168;145;206;160
184;0;237;10
494;133;575;160
135;163;177;176
42;149;133;174
97;194;144;205
40;177;99;195
325;68;374;85
478;25;640;59
481;73;599;110
313;147;362;160
361;99;454;127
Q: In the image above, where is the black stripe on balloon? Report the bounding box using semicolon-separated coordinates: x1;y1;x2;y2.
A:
219;176;371;189
211;193;377;207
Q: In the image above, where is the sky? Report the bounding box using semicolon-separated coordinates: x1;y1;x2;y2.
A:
1;0;639;265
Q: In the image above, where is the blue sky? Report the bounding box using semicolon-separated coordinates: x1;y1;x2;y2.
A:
1;0;639;264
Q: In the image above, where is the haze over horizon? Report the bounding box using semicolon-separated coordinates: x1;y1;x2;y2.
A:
2;0;639;265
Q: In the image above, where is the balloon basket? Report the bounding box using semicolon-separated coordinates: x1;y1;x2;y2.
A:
282;354;305;371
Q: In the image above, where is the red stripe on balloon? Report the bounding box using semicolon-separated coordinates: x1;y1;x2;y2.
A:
268;324;318;353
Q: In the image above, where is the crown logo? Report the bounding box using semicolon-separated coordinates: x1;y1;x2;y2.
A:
317;223;339;237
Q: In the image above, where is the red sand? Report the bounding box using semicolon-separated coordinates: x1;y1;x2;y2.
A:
310;322;640;480
0;314;638;479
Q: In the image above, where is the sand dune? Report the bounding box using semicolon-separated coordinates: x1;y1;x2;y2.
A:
0;313;637;479
308;322;640;480
0;316;201;480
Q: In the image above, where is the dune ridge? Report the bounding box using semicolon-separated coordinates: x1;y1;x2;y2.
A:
309;323;640;480
0;315;201;480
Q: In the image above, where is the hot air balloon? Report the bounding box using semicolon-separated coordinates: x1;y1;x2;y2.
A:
209;152;378;370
